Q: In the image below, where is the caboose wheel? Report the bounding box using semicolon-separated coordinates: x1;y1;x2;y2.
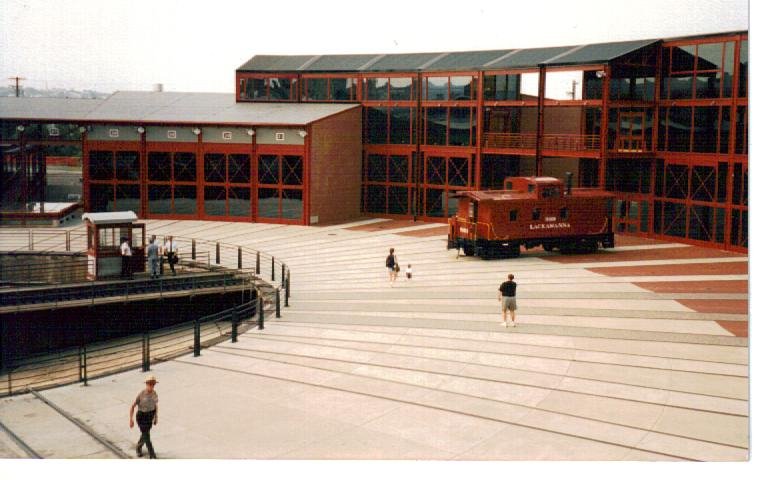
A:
543;244;554;252
463;244;475;256
509;245;521;258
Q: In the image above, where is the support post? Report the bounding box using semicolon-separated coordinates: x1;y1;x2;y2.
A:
193;319;201;357
216;242;220;265
238;247;242;270
258;296;264;330
191;240;196;260
141;333;150;372
285;270;290;306
231;310;239;343
271;257;275;281
66;231;71;252
275;289;281;318
80;346;88;386
281;263;285;287
256;251;261;274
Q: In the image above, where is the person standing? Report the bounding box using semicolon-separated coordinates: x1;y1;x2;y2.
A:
129;375;159;459
497;273;518;327
120;236;133;279
405;264;413;281
147;235;160;279
164;236;178;276
385;248;398;286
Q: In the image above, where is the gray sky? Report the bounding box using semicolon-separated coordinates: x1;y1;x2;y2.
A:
0;0;750;93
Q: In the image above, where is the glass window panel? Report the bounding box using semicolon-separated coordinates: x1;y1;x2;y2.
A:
426;77;449;100
204;186;227;216
389;77;413;100
584;71;602;100
717;162;728;203
115;184;140;212
715;208;725;243
89;151;114;180
367;154;386;182
426;156;446;185
449;76;473;100
366;78;389;100
258;155;279;184
364;185;386;213
664;164;689;199
691;166;716;201
425;108;447;145
717;107;730;154
697;43;724;71
228;154;250;184
425;188;446;217
668;107;692;152
244;78;267;100
173;152;196;182
653;201;663;234
387;186;408;214
389;108;411;144
366;107;388;144
330;78;355;100
449;107;472;146
689;205;713;241
204;153;226;183
388;155;409;183
228;187;251;217
281;189;303;219
723;42;734;97
731;163;742;205
735;106;747;154
282;156;303;185
148;185;171;214
257;188;280;217
173;185;197;215
148;152;171;181
695;70;721;98
89;184;113;212
693;106;718;153
657;107;667;150
115;151;139;181
447;157;469;187
269;78;292;100
738;40;748;97
305;78;328;101
668;74;693;99
671;45;696;71
484;74;520;101
663;202;687;238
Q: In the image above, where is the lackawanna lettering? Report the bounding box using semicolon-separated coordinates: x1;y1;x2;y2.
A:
529;222;571;230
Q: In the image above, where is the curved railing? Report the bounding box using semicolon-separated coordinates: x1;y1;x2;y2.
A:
0;226;291;396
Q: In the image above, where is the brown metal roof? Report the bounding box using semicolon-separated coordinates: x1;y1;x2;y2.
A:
0;92;359;126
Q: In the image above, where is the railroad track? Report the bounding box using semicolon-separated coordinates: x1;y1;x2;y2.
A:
0;388;130;459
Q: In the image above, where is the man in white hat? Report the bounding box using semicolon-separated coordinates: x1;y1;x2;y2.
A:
129;374;159;458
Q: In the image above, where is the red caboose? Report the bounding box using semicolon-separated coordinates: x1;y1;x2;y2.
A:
447;176;614;259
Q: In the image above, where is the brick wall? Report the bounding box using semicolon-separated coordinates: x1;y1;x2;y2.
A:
309;107;362;225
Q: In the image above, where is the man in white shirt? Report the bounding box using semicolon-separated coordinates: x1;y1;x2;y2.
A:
120;236;133;279
163;236;178;276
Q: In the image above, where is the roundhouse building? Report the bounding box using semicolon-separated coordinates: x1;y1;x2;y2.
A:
0;30;748;251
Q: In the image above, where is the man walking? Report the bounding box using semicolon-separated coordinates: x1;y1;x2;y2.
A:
147;235;160;279
120;236;133;279
129;375;159;459
498;273;517;327
164;236;178;276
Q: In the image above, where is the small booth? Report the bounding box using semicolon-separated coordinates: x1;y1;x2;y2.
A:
82;211;146;279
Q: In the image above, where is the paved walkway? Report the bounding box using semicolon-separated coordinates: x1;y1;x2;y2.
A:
0;219;749;460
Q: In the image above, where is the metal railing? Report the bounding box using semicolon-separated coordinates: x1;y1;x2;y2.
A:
0;297;272;397
483;132;600;151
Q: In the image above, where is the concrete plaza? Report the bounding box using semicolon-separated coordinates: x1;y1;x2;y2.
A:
0;218;748;460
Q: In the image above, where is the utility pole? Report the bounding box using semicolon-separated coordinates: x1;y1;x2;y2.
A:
8;76;26;97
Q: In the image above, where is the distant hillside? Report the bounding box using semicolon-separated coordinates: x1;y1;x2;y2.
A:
0;86;111;99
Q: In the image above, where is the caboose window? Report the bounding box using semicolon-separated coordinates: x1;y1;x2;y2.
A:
528;185;535;193
560;207;568;219
509;210;518;221
532;208;541;220
541;187;559;198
